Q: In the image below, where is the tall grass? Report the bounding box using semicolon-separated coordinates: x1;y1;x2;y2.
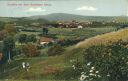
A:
76;29;128;48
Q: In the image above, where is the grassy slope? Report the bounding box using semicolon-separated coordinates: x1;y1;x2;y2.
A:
76;28;128;48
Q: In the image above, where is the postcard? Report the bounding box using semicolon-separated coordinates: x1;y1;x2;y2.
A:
0;0;128;81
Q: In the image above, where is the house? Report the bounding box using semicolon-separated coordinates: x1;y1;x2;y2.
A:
78;25;83;29
40;37;54;45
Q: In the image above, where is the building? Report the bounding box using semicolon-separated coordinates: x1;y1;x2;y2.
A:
78;25;83;29
40;37;54;45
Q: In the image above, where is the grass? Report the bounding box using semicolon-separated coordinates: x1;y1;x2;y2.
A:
76;28;128;48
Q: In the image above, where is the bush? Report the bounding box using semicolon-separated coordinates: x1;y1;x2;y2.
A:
47;44;65;56
18;34;27;43
22;43;40;57
83;40;128;81
0;31;6;41
26;34;37;43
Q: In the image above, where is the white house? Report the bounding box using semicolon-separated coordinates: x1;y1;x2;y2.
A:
78;25;83;29
40;37;54;45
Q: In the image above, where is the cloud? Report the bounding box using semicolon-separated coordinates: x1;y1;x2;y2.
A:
76;6;97;11
26;7;46;12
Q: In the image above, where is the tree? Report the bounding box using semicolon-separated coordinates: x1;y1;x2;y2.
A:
0;31;6;41
0;21;5;31
4;24;17;36
42;27;48;35
18;34;27;44
3;36;15;63
26;34;37;43
22;43;40;57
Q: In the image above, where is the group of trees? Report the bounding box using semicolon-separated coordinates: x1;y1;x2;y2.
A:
42;27;48;35
18;34;37;43
22;43;40;57
0;21;5;31
0;23;17;64
3;36;15;63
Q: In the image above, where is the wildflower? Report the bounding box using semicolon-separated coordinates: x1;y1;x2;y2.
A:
89;69;93;72
87;62;91;66
70;59;75;63
91;67;95;70
81;72;85;74
96;71;99;73
80;74;88;81
98;75;101;78
72;65;76;69
89;78;93;81
89;73;95;76
107;74;110;77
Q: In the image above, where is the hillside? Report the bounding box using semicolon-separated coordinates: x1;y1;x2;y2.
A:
1;28;128;81
76;28;128;48
27;13;128;22
1;13;128;23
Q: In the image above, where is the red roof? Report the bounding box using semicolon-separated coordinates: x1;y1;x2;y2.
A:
40;37;54;42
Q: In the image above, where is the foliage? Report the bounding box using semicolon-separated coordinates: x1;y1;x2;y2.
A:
83;40;128;81
0;31;6;41
22;43;40;57
26;34;37;43
47;44;65;56
42;27;48;35
4;24;17;36
13;46;22;56
18;34;27;43
3;36;15;62
0;21;5;31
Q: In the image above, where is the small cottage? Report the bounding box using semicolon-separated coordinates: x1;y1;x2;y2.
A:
78;25;83;29
40;37;54;45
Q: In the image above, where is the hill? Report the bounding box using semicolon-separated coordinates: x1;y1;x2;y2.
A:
76;28;128;48
28;13;128;22
1;13;128;23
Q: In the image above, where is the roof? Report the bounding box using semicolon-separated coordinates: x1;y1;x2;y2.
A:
40;37;54;42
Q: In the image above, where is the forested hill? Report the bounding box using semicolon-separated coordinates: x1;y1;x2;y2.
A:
1;13;128;22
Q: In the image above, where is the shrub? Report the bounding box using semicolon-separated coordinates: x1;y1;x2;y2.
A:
18;34;27;43
0;31;6;41
47;44;65;56
83;40;128;81
26;34;37;43
22;43;40;57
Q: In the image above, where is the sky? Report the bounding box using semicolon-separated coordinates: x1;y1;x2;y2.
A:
0;0;127;17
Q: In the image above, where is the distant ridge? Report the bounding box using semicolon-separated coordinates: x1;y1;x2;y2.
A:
28;13;128;22
1;13;128;22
